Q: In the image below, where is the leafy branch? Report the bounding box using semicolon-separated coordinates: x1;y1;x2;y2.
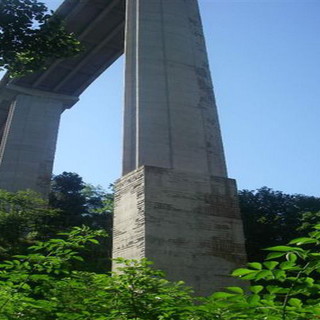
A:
0;0;82;77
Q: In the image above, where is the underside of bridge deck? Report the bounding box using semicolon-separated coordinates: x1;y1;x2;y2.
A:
0;0;125;97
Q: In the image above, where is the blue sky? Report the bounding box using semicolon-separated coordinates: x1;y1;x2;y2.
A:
32;1;320;195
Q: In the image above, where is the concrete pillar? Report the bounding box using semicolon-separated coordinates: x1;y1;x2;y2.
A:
122;0;227;177
114;0;247;296
0;93;65;196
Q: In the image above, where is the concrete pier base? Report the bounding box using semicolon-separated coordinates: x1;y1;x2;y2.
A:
113;166;246;296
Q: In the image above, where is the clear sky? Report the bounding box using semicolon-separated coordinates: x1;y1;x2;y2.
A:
25;1;320;195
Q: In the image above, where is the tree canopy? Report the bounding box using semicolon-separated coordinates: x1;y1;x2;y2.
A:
1;222;320;319
3;175;320;318
49;172;113;232
0;172;113;272
239;187;320;262
0;0;81;77
49;172;114;272
0;189;60;260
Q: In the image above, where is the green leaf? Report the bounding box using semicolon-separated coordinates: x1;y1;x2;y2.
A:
288;298;302;308
255;270;273;280
279;261;296;270
72;256;84;262
231;268;256;277
304;277;314;286
263;293;277;302
241;272;259;280
212;292;236;299
247;294;260;305
264;246;297;252
247;262;262;270
263;261;279;270
226;287;244;294
309;253;320;257
289;237;317;245
249;285;264;294
266;252;286;260
12;255;28;259
266;285;281;294
286;253;297;262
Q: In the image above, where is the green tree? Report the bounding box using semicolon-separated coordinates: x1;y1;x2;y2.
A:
49;172;113;229
49;172;114;272
299;211;320;234
0;189;60;260
0;174;113;272
0;0;81;77
2;225;320;319
199;225;320;319
79;183;114;272
0;227;193;320
0;226;107;319
239;187;320;261
49;172;87;228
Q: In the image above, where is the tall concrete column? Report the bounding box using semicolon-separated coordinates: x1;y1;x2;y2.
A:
0;91;68;196
122;0;227;176
114;0;246;296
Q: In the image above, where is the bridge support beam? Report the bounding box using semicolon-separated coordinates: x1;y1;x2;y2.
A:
113;0;246;295
0;91;73;196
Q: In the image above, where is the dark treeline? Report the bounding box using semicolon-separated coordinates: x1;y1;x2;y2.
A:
239;187;320;261
0;172;113;272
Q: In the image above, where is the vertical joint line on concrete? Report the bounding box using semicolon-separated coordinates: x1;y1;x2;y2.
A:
0;106;10;147
131;1;137;172
160;0;174;169
0;100;16;164
135;0;140;169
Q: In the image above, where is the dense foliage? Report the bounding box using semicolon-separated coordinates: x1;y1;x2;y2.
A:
49;172;113;232
204;227;320;319
49;172;114;272
0;173;113;272
0;189;60;260
1;183;320;318
0;0;81;77
1;223;320;319
239;187;320;261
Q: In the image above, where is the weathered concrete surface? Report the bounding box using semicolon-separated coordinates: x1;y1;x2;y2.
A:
0;93;65;196
113;166;246;296
122;0;227;177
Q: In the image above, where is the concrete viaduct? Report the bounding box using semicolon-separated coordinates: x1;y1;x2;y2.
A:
0;0;246;295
